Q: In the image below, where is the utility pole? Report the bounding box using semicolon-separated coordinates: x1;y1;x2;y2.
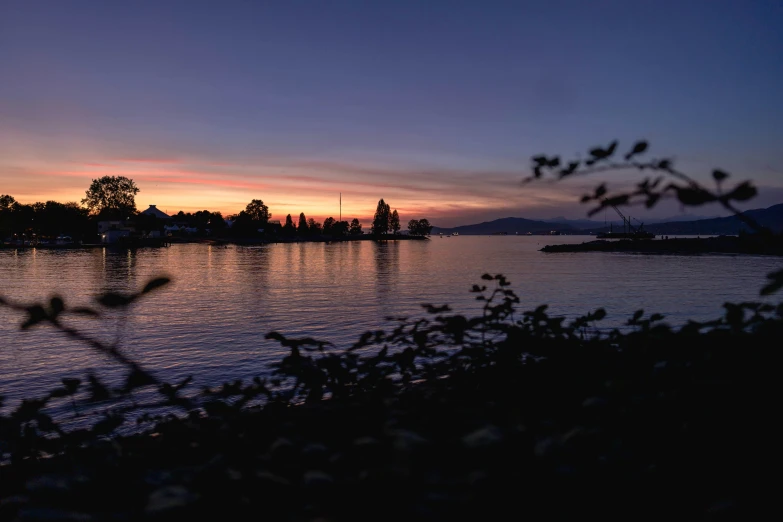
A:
340;193;342;222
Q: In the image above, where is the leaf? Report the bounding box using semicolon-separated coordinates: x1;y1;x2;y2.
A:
760;269;783;296
97;292;134;308
645;194;661;208
49;297;65;317
142;277;171;294
532;155;549;167
675;187;717;206
125;368;156;390
724;181;757;202
624;140;648;160
92;414;124;436
22;305;47;329
62;378;81;394
712;169;729;182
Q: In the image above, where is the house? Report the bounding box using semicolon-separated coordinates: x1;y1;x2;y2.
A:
140;205;171;219
102;229;131;244
97;220;134;244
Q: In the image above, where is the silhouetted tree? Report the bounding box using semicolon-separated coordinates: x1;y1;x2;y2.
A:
349;218;363;235
0;194;15;210
332;220;349;236
283;214;295;236
323;217;336;235
298;213;308;235
243;199;271;223
408;219;432;236
307;218;322;235
390;209;401;235
82;176;139;219
372;199;391;235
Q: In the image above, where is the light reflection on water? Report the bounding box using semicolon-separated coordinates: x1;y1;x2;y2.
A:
1;237;780;401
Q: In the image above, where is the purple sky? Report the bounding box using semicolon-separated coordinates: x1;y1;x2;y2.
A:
1;0;782;226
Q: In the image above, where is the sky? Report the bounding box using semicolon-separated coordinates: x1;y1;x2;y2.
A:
1;0;782;227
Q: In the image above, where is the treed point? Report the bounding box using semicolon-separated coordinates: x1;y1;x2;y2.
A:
0;176;433;246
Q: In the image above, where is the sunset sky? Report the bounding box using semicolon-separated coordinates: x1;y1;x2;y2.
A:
1;1;782;227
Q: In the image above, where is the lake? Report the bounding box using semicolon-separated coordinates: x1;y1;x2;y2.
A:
1;237;780;402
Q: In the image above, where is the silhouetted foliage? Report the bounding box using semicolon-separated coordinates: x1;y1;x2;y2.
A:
390;209;401;235
307;218;322;235
283;213;296;236
82;176;139;219
297;212;308;235
322;217;336;235
0;198;90;241
371;198;391;235
349;218;363;235
0;272;779;519
408;218;432;236
242;199;271;223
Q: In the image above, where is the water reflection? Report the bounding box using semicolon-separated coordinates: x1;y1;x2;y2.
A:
373;240;400;302
1;239;780;402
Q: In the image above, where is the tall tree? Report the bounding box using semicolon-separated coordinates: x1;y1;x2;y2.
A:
372;199;391;235
283;214;295;235
298;213;308;235
307;218;322;235
390;209;401;235
349;218;363;235
82;176;139;218
323;217;336;235
243;199;271;223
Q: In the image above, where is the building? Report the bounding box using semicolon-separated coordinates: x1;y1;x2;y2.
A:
140;205;171;219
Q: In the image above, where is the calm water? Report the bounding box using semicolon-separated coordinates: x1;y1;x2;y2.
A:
1;237;780;402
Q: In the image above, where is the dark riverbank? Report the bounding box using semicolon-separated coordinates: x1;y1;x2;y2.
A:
541;235;783;256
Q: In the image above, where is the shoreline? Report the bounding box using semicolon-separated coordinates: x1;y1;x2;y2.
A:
0;234;429;250
541;235;783;256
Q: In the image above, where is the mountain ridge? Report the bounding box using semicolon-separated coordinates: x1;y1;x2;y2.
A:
431;204;783;235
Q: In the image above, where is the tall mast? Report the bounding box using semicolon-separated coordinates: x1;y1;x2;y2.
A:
340;193;342;222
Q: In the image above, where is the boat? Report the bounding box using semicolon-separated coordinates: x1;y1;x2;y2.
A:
451;232;459;236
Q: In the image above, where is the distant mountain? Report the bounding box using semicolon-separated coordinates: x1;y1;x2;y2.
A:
542;217;619;230
432;204;783;237
654;213;722;223
645;204;783;235
431;217;576;235
582;204;783;236
542;214;722;230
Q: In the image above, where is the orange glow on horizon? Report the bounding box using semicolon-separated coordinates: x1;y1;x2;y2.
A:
0;151;590;227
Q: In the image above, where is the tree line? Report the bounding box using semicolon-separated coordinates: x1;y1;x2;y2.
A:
1;175;432;241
